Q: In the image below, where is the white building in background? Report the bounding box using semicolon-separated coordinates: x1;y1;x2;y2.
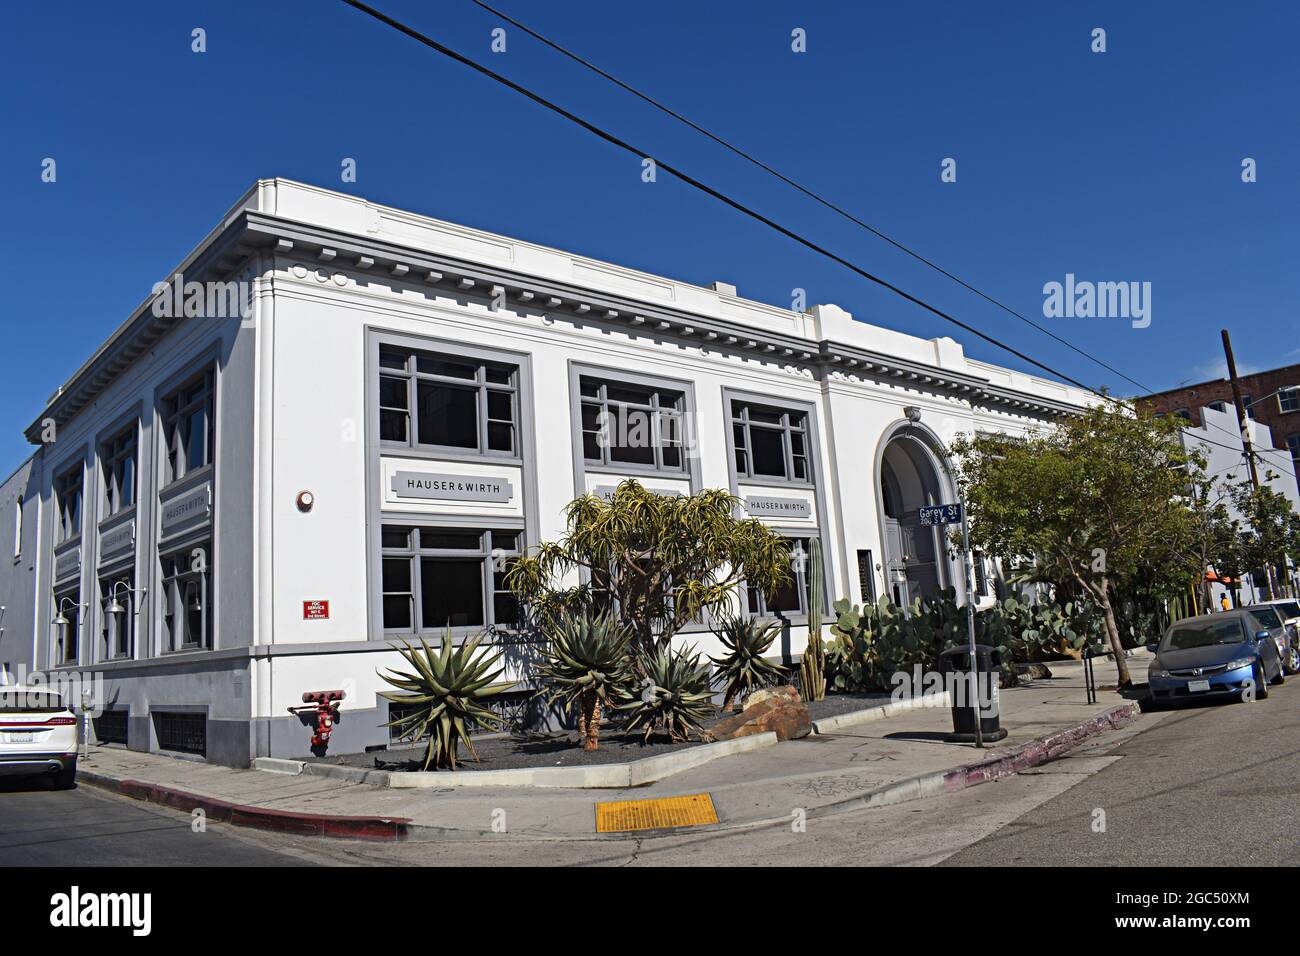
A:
0;179;1090;765
1178;403;1300;605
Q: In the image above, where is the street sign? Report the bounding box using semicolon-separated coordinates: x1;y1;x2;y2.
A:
918;503;963;526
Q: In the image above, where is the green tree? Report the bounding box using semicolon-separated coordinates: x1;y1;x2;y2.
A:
951;405;1196;686
506;480;792;654
1229;474;1300;599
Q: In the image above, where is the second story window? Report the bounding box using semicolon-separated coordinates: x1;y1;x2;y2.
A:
580;377;685;472
101;424;137;516
54;464;83;544
379;347;518;456
731;401;810;483
161;370;214;485
1280;387;1300;414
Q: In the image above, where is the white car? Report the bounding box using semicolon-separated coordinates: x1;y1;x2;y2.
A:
0;687;78;789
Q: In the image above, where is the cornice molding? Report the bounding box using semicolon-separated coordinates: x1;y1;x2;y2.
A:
27;211;1085;442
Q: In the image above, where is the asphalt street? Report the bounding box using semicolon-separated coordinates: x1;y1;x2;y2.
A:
0;681;1292;867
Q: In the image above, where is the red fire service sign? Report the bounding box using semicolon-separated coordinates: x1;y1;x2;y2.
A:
303;600;330;620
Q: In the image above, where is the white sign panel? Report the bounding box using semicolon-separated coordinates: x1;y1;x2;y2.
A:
390;472;513;503
744;495;811;518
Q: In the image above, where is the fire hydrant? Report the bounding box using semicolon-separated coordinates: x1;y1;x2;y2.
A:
289;689;344;754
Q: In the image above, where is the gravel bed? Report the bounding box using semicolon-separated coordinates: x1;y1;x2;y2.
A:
308;728;715;773
805;691;895;721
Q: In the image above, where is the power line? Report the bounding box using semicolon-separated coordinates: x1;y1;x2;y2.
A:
340;0;1101;394
469;0;1151;395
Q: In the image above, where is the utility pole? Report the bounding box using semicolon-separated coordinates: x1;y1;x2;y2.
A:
1222;329;1276;599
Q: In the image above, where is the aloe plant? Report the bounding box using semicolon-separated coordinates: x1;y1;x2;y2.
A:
710;616;786;711
536;611;636;751
378;632;510;771
620;644;715;742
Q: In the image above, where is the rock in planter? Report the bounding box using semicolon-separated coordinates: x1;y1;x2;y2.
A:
1016;662;1054;681
706;696;812;742
742;684;801;710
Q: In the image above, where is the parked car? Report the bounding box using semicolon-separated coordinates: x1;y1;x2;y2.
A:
1245;599;1300;674
1146;610;1285;704
0;687;78;788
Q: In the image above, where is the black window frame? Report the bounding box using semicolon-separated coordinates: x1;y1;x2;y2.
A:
54;463;84;545
160;542;212;652
378;346;520;458
159;368;215;487
579;376;687;474
731;400;812;484
101;422;138;517
99;570;136;661
380;525;522;635
52;584;81;666
748;536;817;618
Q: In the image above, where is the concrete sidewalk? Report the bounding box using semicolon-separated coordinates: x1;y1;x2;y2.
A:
77;653;1149;842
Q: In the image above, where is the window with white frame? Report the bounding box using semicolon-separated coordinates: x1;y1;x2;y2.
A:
748;537;817;617
378;346;518;456
381;526;521;632
579;377;686;472
101;423;137;516
1279;387;1300;413
99;571;135;660
731;401;811;483
160;370;214;486
54;464;83;544
13;496;22;559
161;543;211;651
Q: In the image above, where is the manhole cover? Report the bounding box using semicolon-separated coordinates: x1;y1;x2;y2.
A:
595;792;719;833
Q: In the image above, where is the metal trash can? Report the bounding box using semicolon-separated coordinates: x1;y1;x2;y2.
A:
937;644;1008;743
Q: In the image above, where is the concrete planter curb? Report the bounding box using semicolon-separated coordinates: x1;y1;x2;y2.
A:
255;731;780;790
77;769;412;841
811;690;952;734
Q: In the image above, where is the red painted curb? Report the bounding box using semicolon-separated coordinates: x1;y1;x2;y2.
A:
941;701;1140;791
79;771;411;841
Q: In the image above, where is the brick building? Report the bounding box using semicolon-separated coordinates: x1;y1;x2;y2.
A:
1137;363;1300;493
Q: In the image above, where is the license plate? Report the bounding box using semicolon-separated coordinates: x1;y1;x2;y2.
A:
7;732;34;743
1187;679;1211;693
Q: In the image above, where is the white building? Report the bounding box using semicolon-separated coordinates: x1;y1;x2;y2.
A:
0;179;1090;765
1178;403;1300;605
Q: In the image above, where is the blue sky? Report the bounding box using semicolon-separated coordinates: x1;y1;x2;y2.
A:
2;0;1296;468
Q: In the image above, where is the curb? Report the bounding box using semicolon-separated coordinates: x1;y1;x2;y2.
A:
77;769;412;841
801;700;1142;822
255;732;779;790
811;691;951;735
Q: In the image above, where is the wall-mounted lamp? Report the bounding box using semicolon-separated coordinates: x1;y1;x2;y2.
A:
105;581;147;617
296;490;315;513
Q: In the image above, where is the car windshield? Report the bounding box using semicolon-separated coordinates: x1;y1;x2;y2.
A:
1163;618;1245;650
1249;607;1282;628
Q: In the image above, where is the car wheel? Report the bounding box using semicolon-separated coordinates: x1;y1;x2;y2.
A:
1252;662;1269;700
1270;665;1285;686
1286;645;1300;676
53;762;76;790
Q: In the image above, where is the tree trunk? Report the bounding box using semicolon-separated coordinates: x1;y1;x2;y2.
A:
722;689;736;713
582;696;602;751
1096;582;1131;687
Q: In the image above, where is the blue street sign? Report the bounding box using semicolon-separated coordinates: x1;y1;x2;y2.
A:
919;503;963;526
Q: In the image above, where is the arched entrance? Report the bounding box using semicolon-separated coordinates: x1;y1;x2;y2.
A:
876;422;962;608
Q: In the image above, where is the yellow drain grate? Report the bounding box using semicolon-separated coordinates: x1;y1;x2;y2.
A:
595;792;719;833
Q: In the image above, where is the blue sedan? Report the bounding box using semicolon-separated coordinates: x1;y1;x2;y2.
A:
1146;610;1285;704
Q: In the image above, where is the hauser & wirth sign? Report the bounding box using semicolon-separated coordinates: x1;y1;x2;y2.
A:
390;471;513;503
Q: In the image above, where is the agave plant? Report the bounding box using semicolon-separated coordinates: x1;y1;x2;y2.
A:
378;632;510;771
620;644;716;742
710;615;786;711
536;611;636;751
